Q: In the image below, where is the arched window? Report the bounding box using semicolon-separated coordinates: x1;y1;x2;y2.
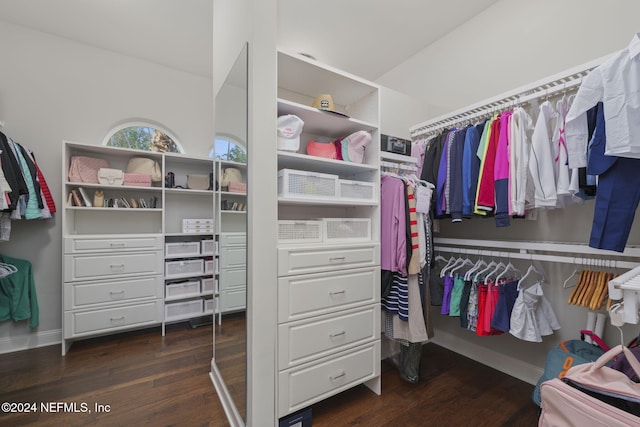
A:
104;122;183;153
210;135;246;163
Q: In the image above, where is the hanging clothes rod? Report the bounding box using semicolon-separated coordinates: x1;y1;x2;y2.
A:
410;53;612;139
434;237;640;270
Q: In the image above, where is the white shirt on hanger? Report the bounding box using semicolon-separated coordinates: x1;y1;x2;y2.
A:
565;34;640;166
529;101;558;208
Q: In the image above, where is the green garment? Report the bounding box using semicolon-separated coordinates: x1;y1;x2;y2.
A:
0;255;39;328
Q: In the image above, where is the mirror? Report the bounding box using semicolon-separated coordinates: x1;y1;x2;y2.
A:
212;42;248;425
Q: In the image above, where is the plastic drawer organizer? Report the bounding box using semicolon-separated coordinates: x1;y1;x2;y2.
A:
165;241;201;258
338;179;376;203
277;218;371;244
201;277;216;293
201;239;215;255
165;299;203;319
277;220;323;244
165;259;204;277
278;169;338;199
323;218;371;242
165;280;201;299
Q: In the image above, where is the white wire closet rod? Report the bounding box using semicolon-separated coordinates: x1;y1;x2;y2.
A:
410;53;612;139
434;237;640;270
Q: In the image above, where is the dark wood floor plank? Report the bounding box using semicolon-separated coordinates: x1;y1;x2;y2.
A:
1;317;541;427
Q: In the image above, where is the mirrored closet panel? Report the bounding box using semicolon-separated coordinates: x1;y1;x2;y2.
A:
211;43;248;425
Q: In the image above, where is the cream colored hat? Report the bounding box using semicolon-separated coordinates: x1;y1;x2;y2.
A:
311;94;349;118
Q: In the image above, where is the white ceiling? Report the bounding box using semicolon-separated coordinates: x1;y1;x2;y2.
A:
0;0;500;82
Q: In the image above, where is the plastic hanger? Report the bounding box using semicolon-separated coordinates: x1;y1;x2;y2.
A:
449;256;474;276
495;261;522;283
563;258;580;288
439;254;459;278
464;257;487;281
0;261;17;278
517;262;545;290
473;257;498;282
484;261;506;283
440;253;466;278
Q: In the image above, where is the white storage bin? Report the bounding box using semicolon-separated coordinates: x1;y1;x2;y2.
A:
204;258;216;274
165;241;200;257
323;218;371;242
201;277;216;294
278;169;338;199
338;179;376;202
201;239;215;254
165;280;201;299
183;218;214;227
278;220;323;244
165;299;203;319
165;259;204;277
182;219;214;234
204;298;215;313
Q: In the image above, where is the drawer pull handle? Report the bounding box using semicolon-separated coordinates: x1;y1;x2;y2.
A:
110;316;125;322
109;290;125;295
110;242;126;247
330;331;346;338
110;264;125;270
329;371;346;381
329;290;346;296
329;257;346;263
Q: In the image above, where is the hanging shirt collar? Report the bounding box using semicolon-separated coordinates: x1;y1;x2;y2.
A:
628;33;640;60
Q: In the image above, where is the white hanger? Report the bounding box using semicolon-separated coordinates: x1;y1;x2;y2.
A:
440;253;466;278
495;261;522;283
0;261;17;278
449;256;474;276
439;254;459;278
484;261;506;283
473;254;498;282
464;257;487;281
517;261;545;290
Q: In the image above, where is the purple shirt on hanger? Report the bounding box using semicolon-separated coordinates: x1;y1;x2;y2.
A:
380;175;407;275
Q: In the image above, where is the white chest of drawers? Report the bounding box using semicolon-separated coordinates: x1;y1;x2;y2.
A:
62;234;164;354
218;232;246;314
276;242;381;417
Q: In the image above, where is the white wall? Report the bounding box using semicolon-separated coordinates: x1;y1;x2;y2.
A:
379;87;432;140
376;0;640;384
0;20;213;352
378;0;640;115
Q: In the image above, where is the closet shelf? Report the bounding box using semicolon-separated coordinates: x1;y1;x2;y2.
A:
164;291;214;302
278;151;377;176
65;182;163;192
219;191;247;196
277;197;377;207
67;207;162;212
277;99;377;137
164;188;214;195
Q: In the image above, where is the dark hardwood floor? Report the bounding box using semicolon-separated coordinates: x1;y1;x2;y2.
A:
1;317;540;427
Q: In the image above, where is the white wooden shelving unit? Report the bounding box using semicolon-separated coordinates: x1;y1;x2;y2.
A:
275;50;382;418
61;141;219;354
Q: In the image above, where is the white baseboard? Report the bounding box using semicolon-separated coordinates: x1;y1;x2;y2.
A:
0;329;61;354
430;328;543;385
